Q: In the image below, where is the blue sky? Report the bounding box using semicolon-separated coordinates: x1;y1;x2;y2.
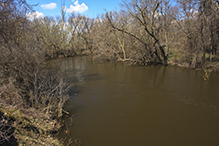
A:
26;0;122;19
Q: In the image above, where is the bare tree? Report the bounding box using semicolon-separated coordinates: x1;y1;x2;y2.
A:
173;0;219;67
106;0;173;64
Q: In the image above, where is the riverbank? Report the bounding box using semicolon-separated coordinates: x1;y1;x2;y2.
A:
0;50;72;145
0;104;62;146
0;81;69;146
168;60;219;73
90;53;219;73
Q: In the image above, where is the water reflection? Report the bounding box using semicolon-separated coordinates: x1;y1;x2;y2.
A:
55;56;219;146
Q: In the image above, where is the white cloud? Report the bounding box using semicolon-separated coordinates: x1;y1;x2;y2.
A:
64;0;88;13
41;3;57;9
26;11;44;20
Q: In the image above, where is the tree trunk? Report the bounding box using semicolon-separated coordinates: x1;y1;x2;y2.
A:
191;53;197;68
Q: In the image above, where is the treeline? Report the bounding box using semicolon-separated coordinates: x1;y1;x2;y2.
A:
2;0;218;67
15;0;219;68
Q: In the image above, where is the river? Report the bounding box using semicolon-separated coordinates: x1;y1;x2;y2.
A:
53;56;219;146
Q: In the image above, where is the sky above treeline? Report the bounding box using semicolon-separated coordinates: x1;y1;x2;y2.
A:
26;0;123;19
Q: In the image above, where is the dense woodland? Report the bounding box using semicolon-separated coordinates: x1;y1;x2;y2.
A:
0;0;219;145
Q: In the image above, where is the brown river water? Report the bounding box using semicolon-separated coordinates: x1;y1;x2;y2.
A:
52;56;219;146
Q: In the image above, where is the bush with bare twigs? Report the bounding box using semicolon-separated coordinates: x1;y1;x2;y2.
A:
0;1;71;145
0;46;71;145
